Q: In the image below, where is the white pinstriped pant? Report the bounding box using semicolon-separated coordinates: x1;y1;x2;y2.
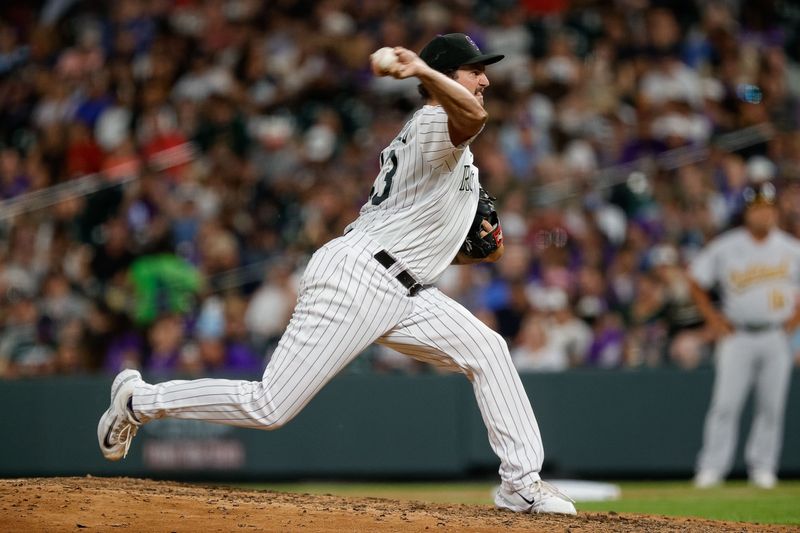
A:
133;230;544;490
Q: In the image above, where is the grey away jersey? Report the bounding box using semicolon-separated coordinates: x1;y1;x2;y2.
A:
345;105;480;284
690;228;800;324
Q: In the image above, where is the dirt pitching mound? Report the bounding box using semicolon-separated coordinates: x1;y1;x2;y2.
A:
0;477;791;532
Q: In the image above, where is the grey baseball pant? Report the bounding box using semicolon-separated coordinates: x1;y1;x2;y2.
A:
696;328;793;475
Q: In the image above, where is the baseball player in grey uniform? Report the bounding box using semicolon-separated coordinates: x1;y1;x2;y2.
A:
689;182;800;489
98;33;576;515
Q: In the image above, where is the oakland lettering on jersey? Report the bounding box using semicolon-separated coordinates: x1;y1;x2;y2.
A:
728;260;790;291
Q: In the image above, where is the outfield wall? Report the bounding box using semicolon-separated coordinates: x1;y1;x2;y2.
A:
1;369;798;479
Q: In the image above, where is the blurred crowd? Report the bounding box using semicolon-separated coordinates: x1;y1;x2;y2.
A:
2;0;800;379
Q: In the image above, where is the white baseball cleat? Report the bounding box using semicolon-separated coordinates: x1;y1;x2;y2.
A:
749;470;777;490
693;469;723;489
97;369;143;461
495;480;577;515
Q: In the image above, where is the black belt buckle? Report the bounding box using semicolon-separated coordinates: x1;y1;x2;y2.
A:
374;250;422;296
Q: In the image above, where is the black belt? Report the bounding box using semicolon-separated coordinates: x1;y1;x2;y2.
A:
373;250;423;296
735;323;782;333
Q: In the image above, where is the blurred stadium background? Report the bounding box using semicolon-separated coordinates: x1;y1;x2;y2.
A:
0;0;799;490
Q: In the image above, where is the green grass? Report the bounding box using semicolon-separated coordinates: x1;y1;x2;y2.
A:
578;481;800;525
229;480;800;525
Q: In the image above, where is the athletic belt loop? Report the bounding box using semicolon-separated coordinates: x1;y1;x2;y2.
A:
373;250;423;296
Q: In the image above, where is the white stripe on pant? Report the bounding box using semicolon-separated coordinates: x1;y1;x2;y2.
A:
133;230;544;490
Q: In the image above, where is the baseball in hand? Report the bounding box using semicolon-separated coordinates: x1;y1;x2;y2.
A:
371;47;398;75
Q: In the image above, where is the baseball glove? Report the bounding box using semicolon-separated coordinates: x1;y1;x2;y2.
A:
460;187;503;259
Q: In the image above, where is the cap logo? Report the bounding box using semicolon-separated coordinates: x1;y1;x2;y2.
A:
464;35;481;53
744;182;776;205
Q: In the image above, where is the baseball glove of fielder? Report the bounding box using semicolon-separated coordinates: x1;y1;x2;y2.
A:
460;187;503;259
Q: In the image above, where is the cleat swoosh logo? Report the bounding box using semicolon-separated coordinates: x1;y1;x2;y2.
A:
516;492;534;505
103;417;117;448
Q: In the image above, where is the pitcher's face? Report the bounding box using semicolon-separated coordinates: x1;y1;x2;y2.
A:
455;64;489;107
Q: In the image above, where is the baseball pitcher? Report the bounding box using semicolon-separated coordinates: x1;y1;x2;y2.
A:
97;34;576;514
690;181;800;489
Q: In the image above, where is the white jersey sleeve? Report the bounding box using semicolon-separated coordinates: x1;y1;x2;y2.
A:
418;112;483;169
793;239;800;283
418;112;455;168
689;238;721;289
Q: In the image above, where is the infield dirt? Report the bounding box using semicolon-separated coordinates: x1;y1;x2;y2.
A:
0;477;793;532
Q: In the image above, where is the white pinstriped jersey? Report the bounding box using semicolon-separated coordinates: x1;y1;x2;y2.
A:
345;105;480;284
690;228;800;324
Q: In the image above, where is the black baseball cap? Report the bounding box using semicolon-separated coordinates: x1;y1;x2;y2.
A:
419;33;504;72
743;181;777;208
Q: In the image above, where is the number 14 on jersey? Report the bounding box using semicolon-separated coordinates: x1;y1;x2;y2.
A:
769;289;786;311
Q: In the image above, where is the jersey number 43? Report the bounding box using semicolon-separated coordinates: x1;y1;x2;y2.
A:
370;150;398;206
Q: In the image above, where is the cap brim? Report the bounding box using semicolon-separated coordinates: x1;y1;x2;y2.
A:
461;53;504;67
746;199;776;207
